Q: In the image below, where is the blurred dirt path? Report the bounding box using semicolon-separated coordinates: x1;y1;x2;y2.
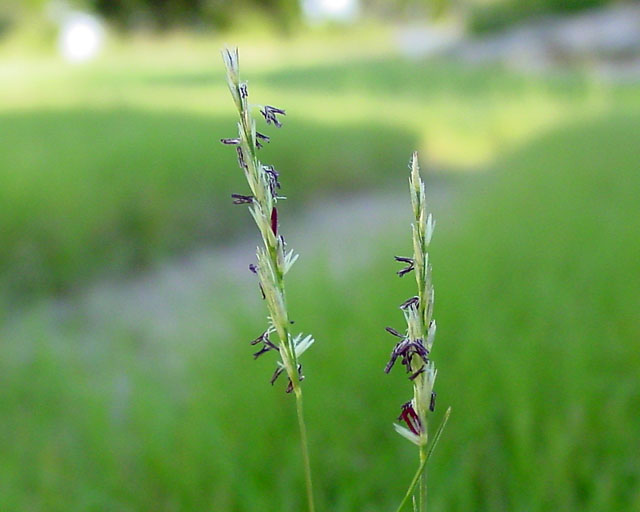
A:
5;184;454;346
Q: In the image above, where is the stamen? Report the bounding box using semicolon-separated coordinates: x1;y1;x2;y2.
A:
395;255;415;277
385;326;405;338
263;339;279;352
236;147;247;170
385;341;406;373
409;366;425;380
264;165;281;196
250;331;267;346
399;401;423;436
400;296;419;310
253;345;271;359
231;194;254;204
271;207;278;235
260;105;286;128
255;131;270;149
270;366;284;385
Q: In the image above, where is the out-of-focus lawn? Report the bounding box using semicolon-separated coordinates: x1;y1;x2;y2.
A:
1;30;639;511
1;110;638;511
1;31;638;296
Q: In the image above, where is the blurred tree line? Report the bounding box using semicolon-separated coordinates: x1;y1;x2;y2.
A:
0;0;301;34
0;0;631;39
88;0;301;30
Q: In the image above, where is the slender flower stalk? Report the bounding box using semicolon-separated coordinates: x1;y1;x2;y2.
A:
386;152;450;512
221;47;315;512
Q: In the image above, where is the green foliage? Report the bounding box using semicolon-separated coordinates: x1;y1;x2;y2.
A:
6;40;635;299
0;107;414;298
430;111;640;509
1;111;638;510
469;0;622;34
88;0;301;30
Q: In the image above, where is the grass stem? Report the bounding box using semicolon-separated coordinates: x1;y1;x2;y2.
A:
419;445;427;512
294;386;315;512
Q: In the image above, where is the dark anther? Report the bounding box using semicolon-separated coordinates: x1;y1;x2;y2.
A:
410;339;429;361
409;366;426;381
220;137;240;145
385;337;429;374
384;351;399;374
260;105;286;128
385;326;404;338
236;147;247;170
394;256;415;277
429;392;437;412
250;330;268;346
400;296;420;310
264;339;279;351
270;207;278;235
263;165;280;180
249;264;264;298
251;331;279;359
231;194;254;204
263;165;281;196
253;345;271;359
270;366;284;385
399;401;423;436
239;83;248;99
256;132;270;149
284;364;305;393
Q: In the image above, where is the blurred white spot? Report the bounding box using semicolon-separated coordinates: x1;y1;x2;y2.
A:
59;12;104;63
302;0;360;24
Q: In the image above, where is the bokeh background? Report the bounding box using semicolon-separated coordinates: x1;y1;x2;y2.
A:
1;1;639;511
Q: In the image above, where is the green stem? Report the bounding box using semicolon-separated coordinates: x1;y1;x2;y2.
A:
394;407;451;512
395;450;428;512
419;444;427;512
294;386;315;512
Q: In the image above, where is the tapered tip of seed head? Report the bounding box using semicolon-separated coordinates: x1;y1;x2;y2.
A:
222;46;238;67
410;151;419;172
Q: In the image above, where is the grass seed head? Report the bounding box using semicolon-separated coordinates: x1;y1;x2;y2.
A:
387;152;439;447
221;47;314;392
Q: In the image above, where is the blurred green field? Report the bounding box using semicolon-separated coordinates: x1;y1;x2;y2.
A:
1;32;639;511
2;32;639;297
2;110;638;511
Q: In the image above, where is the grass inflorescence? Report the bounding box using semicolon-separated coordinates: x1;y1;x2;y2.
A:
220;46;316;512
386;152;451;512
